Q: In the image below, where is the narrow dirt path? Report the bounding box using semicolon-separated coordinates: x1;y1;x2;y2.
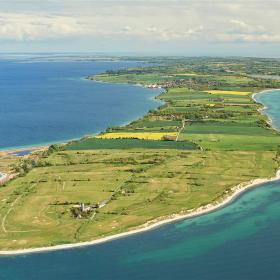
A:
176;118;186;141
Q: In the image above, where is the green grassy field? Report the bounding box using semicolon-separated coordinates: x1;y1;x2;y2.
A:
66;138;198;150
0;149;277;249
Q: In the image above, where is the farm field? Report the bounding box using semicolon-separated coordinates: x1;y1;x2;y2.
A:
66;138;198;150
96;132;178;140
204;90;251;95
80;86;279;154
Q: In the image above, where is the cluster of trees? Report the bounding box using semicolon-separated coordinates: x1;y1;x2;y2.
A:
12;144;63;176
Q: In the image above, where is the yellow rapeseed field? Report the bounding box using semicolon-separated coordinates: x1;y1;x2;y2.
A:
205;90;251;96
96;132;178;140
174;73;198;76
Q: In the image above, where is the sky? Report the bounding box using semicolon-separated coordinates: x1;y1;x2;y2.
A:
0;0;279;57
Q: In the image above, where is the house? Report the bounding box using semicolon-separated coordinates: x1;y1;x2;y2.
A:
71;203;98;218
0;172;8;185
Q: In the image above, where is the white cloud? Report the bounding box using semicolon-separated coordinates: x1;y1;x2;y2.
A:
212;19;280;43
0;13;89;40
0;1;279;45
185;25;204;38
229;19;266;35
146;26;157;33
216;32;280;44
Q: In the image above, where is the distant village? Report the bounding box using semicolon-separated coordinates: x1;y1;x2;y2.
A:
146;84;162;89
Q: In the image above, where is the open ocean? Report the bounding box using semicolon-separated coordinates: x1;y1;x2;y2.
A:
0;57;162;150
1;63;280;280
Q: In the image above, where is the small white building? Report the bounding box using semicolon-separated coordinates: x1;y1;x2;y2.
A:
0;172;8;185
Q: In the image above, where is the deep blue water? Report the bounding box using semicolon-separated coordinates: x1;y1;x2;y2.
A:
0;59;161;150
1;71;280;279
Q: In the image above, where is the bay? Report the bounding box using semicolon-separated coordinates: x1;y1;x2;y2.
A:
0;58;161;150
254;89;280;131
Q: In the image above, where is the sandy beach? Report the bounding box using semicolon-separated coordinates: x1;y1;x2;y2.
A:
0;168;279;256
0;146;47;156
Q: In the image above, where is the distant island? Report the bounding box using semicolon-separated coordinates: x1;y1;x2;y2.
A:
0;57;280;253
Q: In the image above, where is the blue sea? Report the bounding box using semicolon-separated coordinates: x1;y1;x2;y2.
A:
255;89;280;131
1;64;280;280
0;57;162;150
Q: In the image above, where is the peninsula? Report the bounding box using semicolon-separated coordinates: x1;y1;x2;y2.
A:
0;57;280;252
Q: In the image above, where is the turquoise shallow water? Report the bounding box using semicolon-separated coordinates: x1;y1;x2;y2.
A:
255;89;280;130
1;84;280;279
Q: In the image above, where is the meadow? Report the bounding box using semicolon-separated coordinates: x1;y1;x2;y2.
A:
0;149;277;249
66;138;198;150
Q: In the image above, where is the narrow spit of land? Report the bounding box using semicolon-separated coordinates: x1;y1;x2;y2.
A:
0;57;280;252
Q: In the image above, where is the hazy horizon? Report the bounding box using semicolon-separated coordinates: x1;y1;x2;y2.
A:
0;52;279;60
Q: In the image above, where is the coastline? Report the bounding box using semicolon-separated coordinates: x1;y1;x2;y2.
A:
0;88;269;155
0;85;163;154
252;89;280;132
0;88;279;255
1;169;280;256
0;146;47;155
